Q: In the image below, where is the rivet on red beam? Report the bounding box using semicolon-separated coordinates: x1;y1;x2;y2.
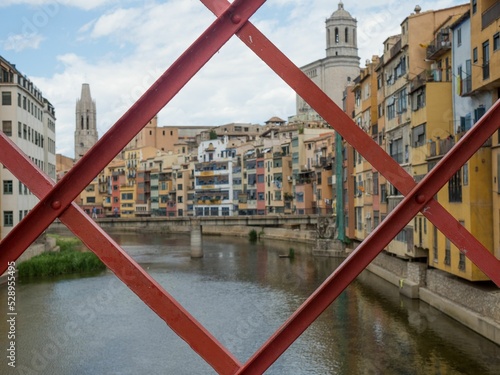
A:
51;201;62;210
415;194;426;204
232;14;242;24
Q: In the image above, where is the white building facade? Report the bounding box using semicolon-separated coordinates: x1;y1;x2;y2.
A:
1;56;56;239
194;136;234;216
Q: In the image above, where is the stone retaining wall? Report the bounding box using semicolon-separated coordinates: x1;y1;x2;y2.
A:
426;269;500;322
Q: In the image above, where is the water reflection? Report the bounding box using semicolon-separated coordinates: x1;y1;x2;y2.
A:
0;232;498;374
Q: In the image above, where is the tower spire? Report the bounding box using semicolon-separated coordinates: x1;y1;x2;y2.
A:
74;83;98;161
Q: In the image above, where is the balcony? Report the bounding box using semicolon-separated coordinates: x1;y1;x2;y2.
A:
426;28;451;60
427;137;454;159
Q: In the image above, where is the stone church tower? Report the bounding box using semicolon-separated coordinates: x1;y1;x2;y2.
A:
296;1;360;120
75;83;98;161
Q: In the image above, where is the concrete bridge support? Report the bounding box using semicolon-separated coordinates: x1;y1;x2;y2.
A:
190;219;203;258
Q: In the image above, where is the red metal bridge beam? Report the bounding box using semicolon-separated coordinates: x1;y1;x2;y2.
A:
202;0;500;285
235;101;500;375
0;0;265;275
0;0;270;373
199;0;500;373
0;132;242;374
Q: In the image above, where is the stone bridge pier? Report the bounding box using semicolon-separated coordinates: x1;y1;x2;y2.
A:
190;218;203;258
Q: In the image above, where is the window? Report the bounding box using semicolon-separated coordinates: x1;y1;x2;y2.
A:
494;33;499;51
355;207;362;231
457;28;462;46
2;91;11;105
433;226;438;262
390;138;403;164
472;0;477;14
3;180;13;194
86;197;96;203
498;154;500;194
412;123;426;147
387;102;395;119
3;211;14;227
458;220;466;271
373;172;379;195
474;106;486;123
444;238;451;266
448;170;462;202
2;121;12;136
459;113;472;132
413;87;426;110
121;193;133;200
395;228;407;243
473;47;478;63
380;184;387;203
483;40;490;80
459;163;467;187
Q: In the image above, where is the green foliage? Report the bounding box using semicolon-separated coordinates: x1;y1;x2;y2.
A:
288;247;295;259
17;237;106;280
209;130;218;140
248;229;258;242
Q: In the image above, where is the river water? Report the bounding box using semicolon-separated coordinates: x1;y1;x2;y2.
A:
1;233;500;374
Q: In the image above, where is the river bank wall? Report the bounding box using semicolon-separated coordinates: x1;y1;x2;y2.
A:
45;222;500;346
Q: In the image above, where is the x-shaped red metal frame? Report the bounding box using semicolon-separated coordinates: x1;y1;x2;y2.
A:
1;0;499;373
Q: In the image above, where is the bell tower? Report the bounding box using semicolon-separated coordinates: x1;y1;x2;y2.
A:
326;1;359;61
295;1;360;119
75;83;98;161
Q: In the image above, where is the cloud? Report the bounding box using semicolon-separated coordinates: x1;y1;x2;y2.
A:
0;0;116;11
15;0;467;158
89;8;142;39
3;33;44;51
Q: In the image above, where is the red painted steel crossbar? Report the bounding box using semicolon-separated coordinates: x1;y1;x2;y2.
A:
199;0;500;372
0;134;241;373
202;0;500;288
0;0;268;374
1;0;499;374
0;0;265;274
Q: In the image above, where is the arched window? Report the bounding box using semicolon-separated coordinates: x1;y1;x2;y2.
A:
345;28;348;43
86;116;89;130
81;115;84;130
335;28;339;44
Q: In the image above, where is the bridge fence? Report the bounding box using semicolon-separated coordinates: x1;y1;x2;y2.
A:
1;1;499;374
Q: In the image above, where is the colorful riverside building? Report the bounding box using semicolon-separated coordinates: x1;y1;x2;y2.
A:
352;56;380;242
0;56;56;239
368;4;469;260
468;0;500;263
194;136;235;216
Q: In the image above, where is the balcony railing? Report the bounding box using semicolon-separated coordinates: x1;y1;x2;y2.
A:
426;28;451;60
428;137;455;158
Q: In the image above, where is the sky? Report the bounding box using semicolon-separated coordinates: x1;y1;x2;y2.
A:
0;0;468;158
